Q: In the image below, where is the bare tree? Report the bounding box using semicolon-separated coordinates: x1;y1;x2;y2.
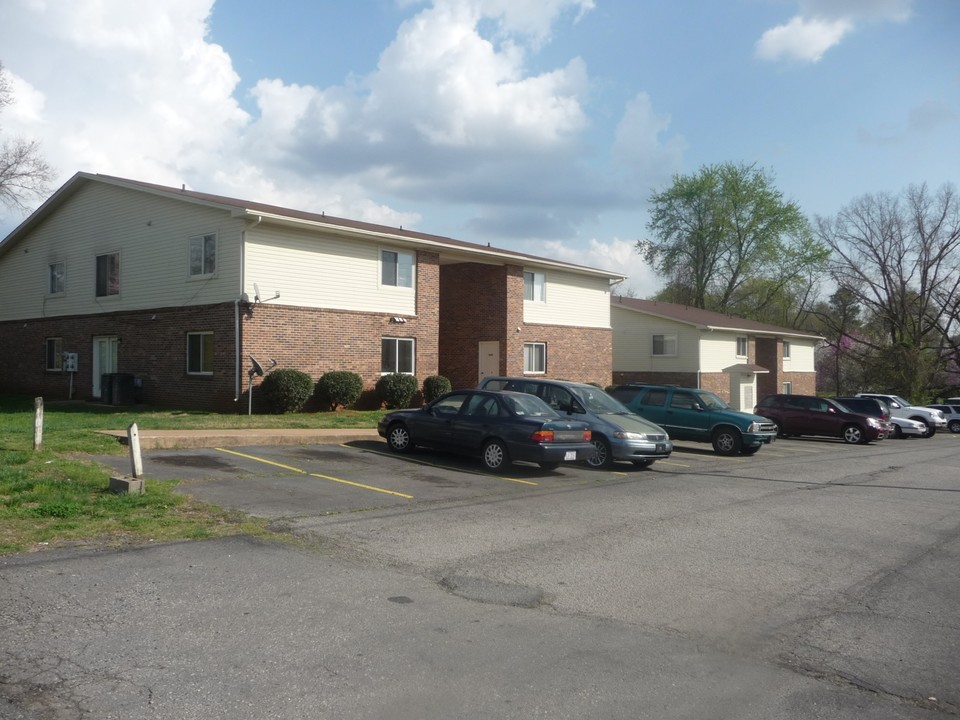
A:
814;183;960;399
0;62;53;212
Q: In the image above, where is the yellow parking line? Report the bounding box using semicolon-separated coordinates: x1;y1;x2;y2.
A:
216;448;414;499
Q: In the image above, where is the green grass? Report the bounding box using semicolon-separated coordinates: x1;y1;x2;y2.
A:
0;394;385;555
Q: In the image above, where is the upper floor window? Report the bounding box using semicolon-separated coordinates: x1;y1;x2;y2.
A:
736;336;748;357
189;233;217;277
45;338;63;371
48;262;65;295
382;337;415;374
523;271;545;302
652;334;677;357
186;332;214;375
381;250;414;288
523;342;546;374
95;252;120;297
782;340;791;359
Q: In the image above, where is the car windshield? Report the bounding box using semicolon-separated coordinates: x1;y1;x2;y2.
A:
695;391;729;410
890;395;911;407
500;393;559;418
573;385;631;414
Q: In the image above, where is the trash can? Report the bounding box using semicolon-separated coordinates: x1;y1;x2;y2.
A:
101;373;115;403
112;373;137;405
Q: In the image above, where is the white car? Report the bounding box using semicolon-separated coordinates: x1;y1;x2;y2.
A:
926;404;960;434
855;393;947;437
890;416;927;438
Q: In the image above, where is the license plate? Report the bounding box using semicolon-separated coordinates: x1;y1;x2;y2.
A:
564;451;576;461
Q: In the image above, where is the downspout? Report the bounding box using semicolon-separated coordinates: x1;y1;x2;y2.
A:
235;215;263;402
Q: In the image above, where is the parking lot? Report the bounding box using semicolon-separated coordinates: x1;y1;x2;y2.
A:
4;432;959;719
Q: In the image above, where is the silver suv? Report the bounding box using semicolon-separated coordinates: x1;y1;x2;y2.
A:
478;376;672;468
855;393;947;437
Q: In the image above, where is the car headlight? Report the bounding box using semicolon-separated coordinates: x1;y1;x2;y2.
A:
613;431;648;441
747;422;761;432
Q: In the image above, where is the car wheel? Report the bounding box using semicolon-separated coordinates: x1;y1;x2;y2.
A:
481;439;510;471
741;445;761;456
585;436;613;469
949;419;960;434
891;423;903;439
386;422;413;453
842;424;864;444
631;459;654;468
538;462;560;471
711;426;742;456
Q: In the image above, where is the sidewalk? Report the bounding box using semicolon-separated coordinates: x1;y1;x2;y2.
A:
97;427;381;450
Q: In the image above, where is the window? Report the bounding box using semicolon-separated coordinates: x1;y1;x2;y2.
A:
523;342;546;374
48;262;65;294
45;338;63;371
736;336;748;357
523;271;545;302
652;334;677;357
95;252;120;297
189;233;217;277
381;337;415;374
782;381;792;395
670;391;698;409
782;340;791;359
381;250;414;288
186;332;214;375
643;389;668;407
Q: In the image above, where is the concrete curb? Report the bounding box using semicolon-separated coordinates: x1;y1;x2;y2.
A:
97;428;381;450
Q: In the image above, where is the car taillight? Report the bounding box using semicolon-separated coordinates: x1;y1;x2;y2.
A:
530;430;555;442
582;430;592;442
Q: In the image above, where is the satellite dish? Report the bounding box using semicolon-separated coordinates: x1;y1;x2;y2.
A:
249;355;264;377
254;283;261;303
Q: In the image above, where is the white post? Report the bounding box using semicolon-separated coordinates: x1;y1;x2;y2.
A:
33;397;43;451
128;422;143;480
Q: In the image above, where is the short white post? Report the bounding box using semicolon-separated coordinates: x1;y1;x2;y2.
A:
128;422;143;479
33;397;44;451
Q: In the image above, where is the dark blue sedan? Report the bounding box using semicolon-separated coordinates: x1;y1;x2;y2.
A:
377;389;595;471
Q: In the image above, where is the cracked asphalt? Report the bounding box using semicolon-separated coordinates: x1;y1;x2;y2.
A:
2;434;959;719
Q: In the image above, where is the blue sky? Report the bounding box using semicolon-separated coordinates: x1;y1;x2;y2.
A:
1;0;957;294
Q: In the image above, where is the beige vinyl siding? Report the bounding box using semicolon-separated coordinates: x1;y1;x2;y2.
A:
0;183;242;321
611;306;700;372
699;332;742;372
784;339;816;372
523;270;610;328
244;226;416;315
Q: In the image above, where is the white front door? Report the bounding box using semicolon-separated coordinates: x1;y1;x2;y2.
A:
92;336;119;398
478;341;500;384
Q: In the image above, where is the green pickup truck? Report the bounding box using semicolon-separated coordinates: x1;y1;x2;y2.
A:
609;384;777;456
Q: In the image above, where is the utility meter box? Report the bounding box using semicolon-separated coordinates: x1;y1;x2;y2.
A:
63;352;78;372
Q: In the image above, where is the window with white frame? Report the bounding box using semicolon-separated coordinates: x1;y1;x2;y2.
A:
736;336;748;357
381;337;415;374
782;381;793;394
95;252;120;297
186;332;214;375
523;342;546;374
381;249;414;288
189;233;217;277
45;338;63;371
48;262;65;295
652;334;677;357
783;340;791;359
523;271;545;302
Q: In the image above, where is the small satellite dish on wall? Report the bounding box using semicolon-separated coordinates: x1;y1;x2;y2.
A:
249;355;264;377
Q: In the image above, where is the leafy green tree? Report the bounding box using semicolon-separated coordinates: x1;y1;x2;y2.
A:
637;162;828;323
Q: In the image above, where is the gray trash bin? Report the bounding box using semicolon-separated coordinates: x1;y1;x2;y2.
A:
100;373;115;403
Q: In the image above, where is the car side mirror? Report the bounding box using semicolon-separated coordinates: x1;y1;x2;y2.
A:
692;403;703;411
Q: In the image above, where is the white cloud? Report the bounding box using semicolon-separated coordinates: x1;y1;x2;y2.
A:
532;237;663;296
612;93;686;188
756;0;912;64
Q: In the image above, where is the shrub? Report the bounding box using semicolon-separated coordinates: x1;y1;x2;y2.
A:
422;375;452;403
316;371;364;411
259;368;314;414
376;373;418;409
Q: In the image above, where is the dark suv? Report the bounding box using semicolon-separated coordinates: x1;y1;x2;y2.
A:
754;394;886;444
610;384;776;456
831;396;894;436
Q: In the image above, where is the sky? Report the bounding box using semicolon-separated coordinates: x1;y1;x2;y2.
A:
0;0;957;295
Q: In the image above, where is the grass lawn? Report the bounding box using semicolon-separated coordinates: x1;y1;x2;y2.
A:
0;394;385;556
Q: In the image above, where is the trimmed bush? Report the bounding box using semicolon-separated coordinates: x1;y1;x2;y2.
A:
376;373;419;409
259;368;314;414
316;371;364;411
422;375;452;403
